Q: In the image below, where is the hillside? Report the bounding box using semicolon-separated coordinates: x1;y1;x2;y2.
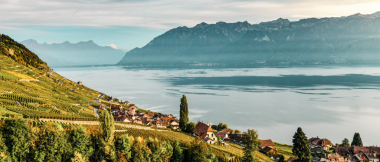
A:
118;11;380;66
20;39;125;67
0;34;275;162
0;34;100;119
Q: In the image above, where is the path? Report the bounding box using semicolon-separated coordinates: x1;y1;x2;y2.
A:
39;118;165;131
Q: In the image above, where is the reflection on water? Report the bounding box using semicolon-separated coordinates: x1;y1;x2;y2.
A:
55;66;380;145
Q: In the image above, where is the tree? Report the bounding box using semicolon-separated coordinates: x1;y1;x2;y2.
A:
115;134;133;161
351;133;363;146
131;137;151;162
98;110;116;161
241;129;260;162
32;123;70;162
179;95;189;131
292;127;311;162
0;132;10;161
342;138;350;147
188;137;210;162
211;125;218;130
69;126;94;160
186;122;196;133
172;140;183;162
235;129;242;134
228;128;234;134
1;118;32;161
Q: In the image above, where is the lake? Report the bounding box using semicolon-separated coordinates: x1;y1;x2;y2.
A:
55;65;380;146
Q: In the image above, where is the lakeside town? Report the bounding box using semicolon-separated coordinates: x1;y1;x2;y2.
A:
96;93;377;162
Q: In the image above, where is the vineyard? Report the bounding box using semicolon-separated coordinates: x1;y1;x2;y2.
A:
0;47;100;120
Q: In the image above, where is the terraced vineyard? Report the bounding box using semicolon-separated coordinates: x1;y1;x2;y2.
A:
0;35;99;120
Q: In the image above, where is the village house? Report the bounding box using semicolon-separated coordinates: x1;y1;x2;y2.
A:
100;104;106;110
336;146;380;162
114;115;131;122
124;101;130;105
111;104;123;112
309;136;333;152
170;120;179;129
260;146;273;155
161;117;178;126
325;153;346;162
228;134;244;144
126;106;138;116
192;122;217;144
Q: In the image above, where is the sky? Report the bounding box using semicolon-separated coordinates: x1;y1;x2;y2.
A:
1;0;380;50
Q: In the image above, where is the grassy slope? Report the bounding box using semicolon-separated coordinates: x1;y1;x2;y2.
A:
274;142;296;160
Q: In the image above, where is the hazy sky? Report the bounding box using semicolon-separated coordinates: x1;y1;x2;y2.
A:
1;0;380;50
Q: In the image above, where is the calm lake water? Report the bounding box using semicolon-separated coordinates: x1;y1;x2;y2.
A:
55;65;380;146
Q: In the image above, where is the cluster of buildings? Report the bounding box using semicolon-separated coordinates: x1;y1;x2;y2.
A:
190;121;275;152
106;101;179;129
306;136;380;162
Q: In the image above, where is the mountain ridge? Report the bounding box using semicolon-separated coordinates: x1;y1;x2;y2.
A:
117;11;380;66
21;39;126;67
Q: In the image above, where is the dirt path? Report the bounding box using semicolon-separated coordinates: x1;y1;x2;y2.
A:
39;118;166;131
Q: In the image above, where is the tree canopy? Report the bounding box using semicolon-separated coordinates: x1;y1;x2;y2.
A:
179;95;189;131
351;133;363;146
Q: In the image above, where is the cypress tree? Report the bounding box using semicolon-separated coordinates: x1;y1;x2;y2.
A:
292;127;311;162
172;139;183;162
351;133;363;146
98;110;116;161
179;95;189;131
241;129;260;162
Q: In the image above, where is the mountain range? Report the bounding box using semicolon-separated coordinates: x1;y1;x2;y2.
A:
20;40;126;67
117;12;380;66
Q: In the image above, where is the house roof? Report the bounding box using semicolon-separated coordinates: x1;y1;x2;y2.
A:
260;146;273;154
260;139;274;148
192;122;214;139
318;138;333;146
221;129;230;133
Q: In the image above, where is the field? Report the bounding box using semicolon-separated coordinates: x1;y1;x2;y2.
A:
273;142;296;160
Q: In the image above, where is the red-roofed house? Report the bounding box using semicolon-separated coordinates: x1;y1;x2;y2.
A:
192;122;217;144
259;139;275;148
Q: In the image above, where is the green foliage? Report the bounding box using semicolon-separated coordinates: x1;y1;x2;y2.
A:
351;133;363;146
342;138;350;147
179;95;189;131
68;126;94;160
188;137;210;162
98;110;116;161
292;127;311;162
32;123;70;161
172;139;183;162
1;118;32;162
235;129;242;134
186;122;196;133
0;133;10;161
115;134;133;161
241;129;260;162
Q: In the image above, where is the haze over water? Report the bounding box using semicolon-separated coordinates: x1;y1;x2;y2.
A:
55;65;380;146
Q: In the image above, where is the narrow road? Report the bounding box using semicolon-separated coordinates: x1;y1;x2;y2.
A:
39;118;166;131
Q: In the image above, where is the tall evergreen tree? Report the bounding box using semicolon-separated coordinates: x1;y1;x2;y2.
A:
241;129;260;162
292;127;311;162
342;138;350;147
172;140;183;162
179;95;189;131
351;133;363;146
98;110;116;161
